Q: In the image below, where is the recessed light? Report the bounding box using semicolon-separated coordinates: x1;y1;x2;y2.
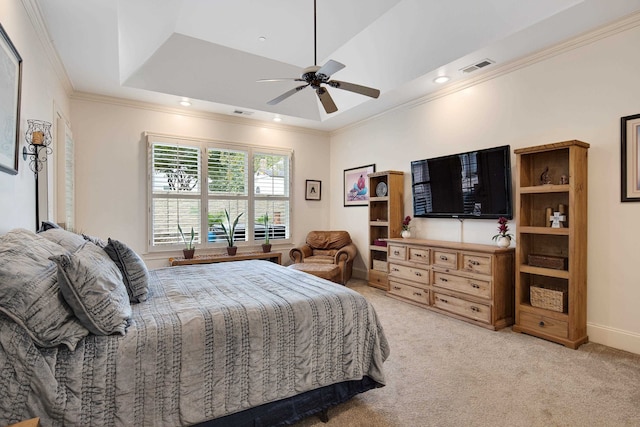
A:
273;116;282;122
434;76;450;84
179;98;191;107
258;36;266;42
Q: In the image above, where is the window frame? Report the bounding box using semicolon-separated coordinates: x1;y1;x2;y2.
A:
146;133;293;252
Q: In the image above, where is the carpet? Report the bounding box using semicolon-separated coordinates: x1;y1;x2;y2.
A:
293;280;640;427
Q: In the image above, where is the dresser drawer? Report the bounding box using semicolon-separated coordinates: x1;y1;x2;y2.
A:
433;292;491;324
433;271;491;299
408;247;430;265
389;280;429;305
388;244;407;261
462;253;492;275
389;263;429;284
432;249;457;269
519;311;568;339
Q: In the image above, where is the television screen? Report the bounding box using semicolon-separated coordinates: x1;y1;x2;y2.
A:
411;145;512;219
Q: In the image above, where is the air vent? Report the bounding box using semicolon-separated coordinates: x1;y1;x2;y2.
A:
460;58;495;74
233;109;254;116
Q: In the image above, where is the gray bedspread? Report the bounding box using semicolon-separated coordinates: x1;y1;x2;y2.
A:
0;260;389;426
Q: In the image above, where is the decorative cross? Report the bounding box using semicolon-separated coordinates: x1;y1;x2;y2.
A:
550;211;566;228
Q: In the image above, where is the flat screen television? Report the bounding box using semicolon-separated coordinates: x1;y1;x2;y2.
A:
411;145;512;219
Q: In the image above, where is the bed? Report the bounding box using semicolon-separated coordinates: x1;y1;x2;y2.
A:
0;228;389;426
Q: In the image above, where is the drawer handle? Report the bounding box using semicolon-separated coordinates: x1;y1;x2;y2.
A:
539;321;545;327
440;277;448;282
439;298;448;303
392;267;400;272
415;253;423;258
413;292;422;296
393;250;400;255
440;255;448;261
393;286;401;290
414;272;422;277
469;260;480;266
470;306;480;312
471;283;480;289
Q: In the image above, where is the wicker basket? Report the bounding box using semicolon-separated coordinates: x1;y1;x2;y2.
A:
530;286;567;312
372;259;388;272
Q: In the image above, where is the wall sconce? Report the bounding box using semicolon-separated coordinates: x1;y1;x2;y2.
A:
23;119;53;174
22;119;53;229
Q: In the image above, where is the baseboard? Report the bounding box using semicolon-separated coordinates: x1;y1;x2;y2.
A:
587;322;640;355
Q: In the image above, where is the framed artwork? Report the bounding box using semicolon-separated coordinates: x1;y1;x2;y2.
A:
343;164;375;206
305;179;321;200
0;23;22;175
621;113;640;202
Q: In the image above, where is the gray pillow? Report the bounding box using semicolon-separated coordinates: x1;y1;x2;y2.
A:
103;238;149;303
39;227;87;253
51;241;132;336
0;229;89;350
82;233;107;248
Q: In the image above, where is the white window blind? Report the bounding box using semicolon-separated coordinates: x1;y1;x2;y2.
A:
147;135;292;250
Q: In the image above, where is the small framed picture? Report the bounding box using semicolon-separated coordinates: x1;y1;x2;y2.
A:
305;179;321;200
621;113;640;202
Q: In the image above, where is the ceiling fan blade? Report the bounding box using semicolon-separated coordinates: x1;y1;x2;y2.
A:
315;60;345;79
327;80;380;98
267;84;309;105
257;78;305;83
316;87;338;114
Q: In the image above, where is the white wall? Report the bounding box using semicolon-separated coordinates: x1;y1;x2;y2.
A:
330;20;640;354
0;0;71;233
70;97;332;268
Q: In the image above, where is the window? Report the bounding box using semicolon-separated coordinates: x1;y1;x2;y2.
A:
147;134;291;251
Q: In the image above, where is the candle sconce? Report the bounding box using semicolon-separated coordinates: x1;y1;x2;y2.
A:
22;119;53;174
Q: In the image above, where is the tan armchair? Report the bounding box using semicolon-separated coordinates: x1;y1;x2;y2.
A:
289;231;358;285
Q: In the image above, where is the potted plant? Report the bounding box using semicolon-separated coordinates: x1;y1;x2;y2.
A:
261;213;272;253
220;209;243;255
178;224;195;259
401;215;412;238
492;216;513;248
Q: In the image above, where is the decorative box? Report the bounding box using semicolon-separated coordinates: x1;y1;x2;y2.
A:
530;286;567;313
373;239;387;247
372;260;388;272
528;254;567;270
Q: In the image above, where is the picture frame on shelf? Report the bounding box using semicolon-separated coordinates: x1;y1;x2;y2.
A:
0;23;22;175
343;164;375;206
621;113;640;202
305;179;321;200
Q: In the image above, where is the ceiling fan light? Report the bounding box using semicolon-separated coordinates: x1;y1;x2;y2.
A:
434;76;450;84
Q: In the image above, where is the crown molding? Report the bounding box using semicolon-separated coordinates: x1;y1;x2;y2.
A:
70;92;329;137
21;0;74;95
331;10;640;137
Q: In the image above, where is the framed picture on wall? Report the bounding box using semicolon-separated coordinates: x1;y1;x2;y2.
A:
343;164;375;206
305;179;321;200
621;113;640;202
0;23;22;175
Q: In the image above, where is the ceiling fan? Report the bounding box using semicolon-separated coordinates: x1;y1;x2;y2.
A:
257;0;380;114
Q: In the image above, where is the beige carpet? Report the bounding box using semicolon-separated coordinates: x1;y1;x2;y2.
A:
294;280;640;427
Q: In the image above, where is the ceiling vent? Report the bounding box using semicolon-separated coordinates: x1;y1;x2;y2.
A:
460;58;495;74
233;109;254;116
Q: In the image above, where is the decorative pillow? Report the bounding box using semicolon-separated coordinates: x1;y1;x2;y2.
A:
51;241;131;336
38;220;61;232
82;233;107;248
39;227;87;253
103;238;149;303
0;229;89;350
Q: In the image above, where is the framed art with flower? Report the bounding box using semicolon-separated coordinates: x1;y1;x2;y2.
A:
343;164;375;206
621;113;640;202
0;23;22;175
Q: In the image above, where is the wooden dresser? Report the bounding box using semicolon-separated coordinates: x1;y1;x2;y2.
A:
386;238;515;330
